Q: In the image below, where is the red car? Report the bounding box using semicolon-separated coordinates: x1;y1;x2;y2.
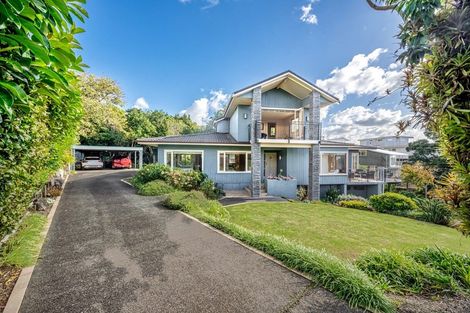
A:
112;156;132;169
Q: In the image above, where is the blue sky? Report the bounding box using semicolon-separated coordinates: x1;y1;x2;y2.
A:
78;0;424;142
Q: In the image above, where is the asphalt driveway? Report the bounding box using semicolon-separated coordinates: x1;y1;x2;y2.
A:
19;170;354;313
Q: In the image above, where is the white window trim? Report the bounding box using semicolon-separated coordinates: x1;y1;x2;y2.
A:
320;152;348;176
163;150;204;171
217;151;252;174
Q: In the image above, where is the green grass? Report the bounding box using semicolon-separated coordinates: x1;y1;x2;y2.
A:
0;213;47;268
225;202;470;260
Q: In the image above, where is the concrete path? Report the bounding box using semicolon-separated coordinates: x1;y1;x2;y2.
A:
19;170;354;313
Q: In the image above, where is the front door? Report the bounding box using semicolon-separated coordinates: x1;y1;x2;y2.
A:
264;152;278;177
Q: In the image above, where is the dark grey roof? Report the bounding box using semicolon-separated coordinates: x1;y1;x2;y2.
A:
137;132;249;145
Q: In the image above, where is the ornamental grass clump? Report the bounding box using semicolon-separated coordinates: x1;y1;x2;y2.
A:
356;249;459;295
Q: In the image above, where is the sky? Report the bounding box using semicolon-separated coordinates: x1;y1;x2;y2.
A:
77;0;425;143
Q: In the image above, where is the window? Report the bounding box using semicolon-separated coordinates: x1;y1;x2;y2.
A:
321;153;346;175
218;151;251;173
165;150;203;171
351;152;359;171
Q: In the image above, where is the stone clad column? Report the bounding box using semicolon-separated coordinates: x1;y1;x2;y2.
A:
251;87;262;197
308;92;321;200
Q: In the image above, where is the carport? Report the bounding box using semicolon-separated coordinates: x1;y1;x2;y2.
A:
71;145;143;170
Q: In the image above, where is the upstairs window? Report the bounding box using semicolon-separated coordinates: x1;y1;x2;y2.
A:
321;153;346;175
218;151;251;173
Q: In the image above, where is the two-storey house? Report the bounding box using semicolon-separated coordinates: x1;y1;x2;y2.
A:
138;71;397;199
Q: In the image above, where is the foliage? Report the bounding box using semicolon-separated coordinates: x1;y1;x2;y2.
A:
297;186;308;201
325;187;341;203
431;172;470;209
336;194;367;202
131;163;172;188
369;0;470;235
338;200;370;211
369;192;418;214
126;108;157;145
199;179;222;199
164;195;394;313
165;169;204;191
163;191;229;219
0;214;47;267
398;190;421;199
0;0;87;237
414;198;453;226
400;162;435;194
406;139;450;178
356;249;459;295
137;180;175;196
407;247;470;290
77;74;128;146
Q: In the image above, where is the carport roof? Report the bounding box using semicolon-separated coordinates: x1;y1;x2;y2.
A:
72;145;143;151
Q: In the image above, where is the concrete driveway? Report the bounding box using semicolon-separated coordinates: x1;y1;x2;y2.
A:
19;170;353;313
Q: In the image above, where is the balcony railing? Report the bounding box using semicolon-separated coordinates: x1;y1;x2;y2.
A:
348;167;385;182
248;121;321;141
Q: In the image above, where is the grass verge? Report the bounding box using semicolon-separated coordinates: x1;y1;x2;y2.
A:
0;213;47;268
163;192;395;313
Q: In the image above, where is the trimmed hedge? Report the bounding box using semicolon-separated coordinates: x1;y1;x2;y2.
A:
356;249;460;295
137;180;175;196
369;192;418;215
338;200;370;211
163;191;394;313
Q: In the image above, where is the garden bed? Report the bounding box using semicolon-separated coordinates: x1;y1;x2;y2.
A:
0;266;21;312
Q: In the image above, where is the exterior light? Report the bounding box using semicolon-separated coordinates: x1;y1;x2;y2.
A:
243;113;248;119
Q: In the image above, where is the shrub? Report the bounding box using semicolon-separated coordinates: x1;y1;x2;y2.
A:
414;198;452;226
137;180;175;196
132;163;171;187
356;249;459;295
199;179;222;199
407;248;470;291
398;190;421;200
163;191;229;219
325;187;341;203
369;192;418;215
336;194;367;202
338;200;370;211
297;186;308;201
165;169;204;191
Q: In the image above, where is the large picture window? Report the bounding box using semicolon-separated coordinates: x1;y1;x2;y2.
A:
218;151;251;173
321;153;346;175
165;150;203;171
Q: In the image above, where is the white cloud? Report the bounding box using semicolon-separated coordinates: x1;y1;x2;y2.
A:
202;0;219;9
133;97;150;110
180;90;229;125
316;48;403;101
322;106;425;143
300;1;318;25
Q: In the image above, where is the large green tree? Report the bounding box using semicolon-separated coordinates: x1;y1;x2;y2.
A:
368;0;470;234
406;139;450;178
0;0;87;236
78;74;128;146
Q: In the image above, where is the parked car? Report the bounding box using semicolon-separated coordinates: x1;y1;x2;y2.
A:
112;156;132;169
81;156;104;170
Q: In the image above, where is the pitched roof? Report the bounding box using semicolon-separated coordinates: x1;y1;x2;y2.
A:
137;132;249;145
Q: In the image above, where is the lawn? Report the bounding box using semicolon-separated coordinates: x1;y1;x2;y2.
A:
226;201;470;260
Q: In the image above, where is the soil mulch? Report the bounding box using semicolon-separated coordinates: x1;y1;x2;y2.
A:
0;266;21;312
394;294;470;313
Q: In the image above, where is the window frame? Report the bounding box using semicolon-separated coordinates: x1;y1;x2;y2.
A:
217;151;252;174
163;150;204;171
320;152;348;176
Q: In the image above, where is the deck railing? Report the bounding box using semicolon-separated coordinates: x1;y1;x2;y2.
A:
248;121;321;141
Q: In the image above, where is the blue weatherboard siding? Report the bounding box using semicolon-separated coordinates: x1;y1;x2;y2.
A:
237;106;251;141
229;107;239;140
262;89;302;109
156;145;251;190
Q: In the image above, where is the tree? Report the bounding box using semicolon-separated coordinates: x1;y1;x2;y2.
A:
432;172;470;209
78;74;128;146
126;108;157;145
401;162;435;197
367;0;470;235
0;0;87;236
407;139;450;178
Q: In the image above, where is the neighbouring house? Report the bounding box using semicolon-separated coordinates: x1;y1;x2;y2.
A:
359;135;412;157
138;71;403;199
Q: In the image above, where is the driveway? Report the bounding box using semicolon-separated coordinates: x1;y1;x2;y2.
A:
19;170;354;313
